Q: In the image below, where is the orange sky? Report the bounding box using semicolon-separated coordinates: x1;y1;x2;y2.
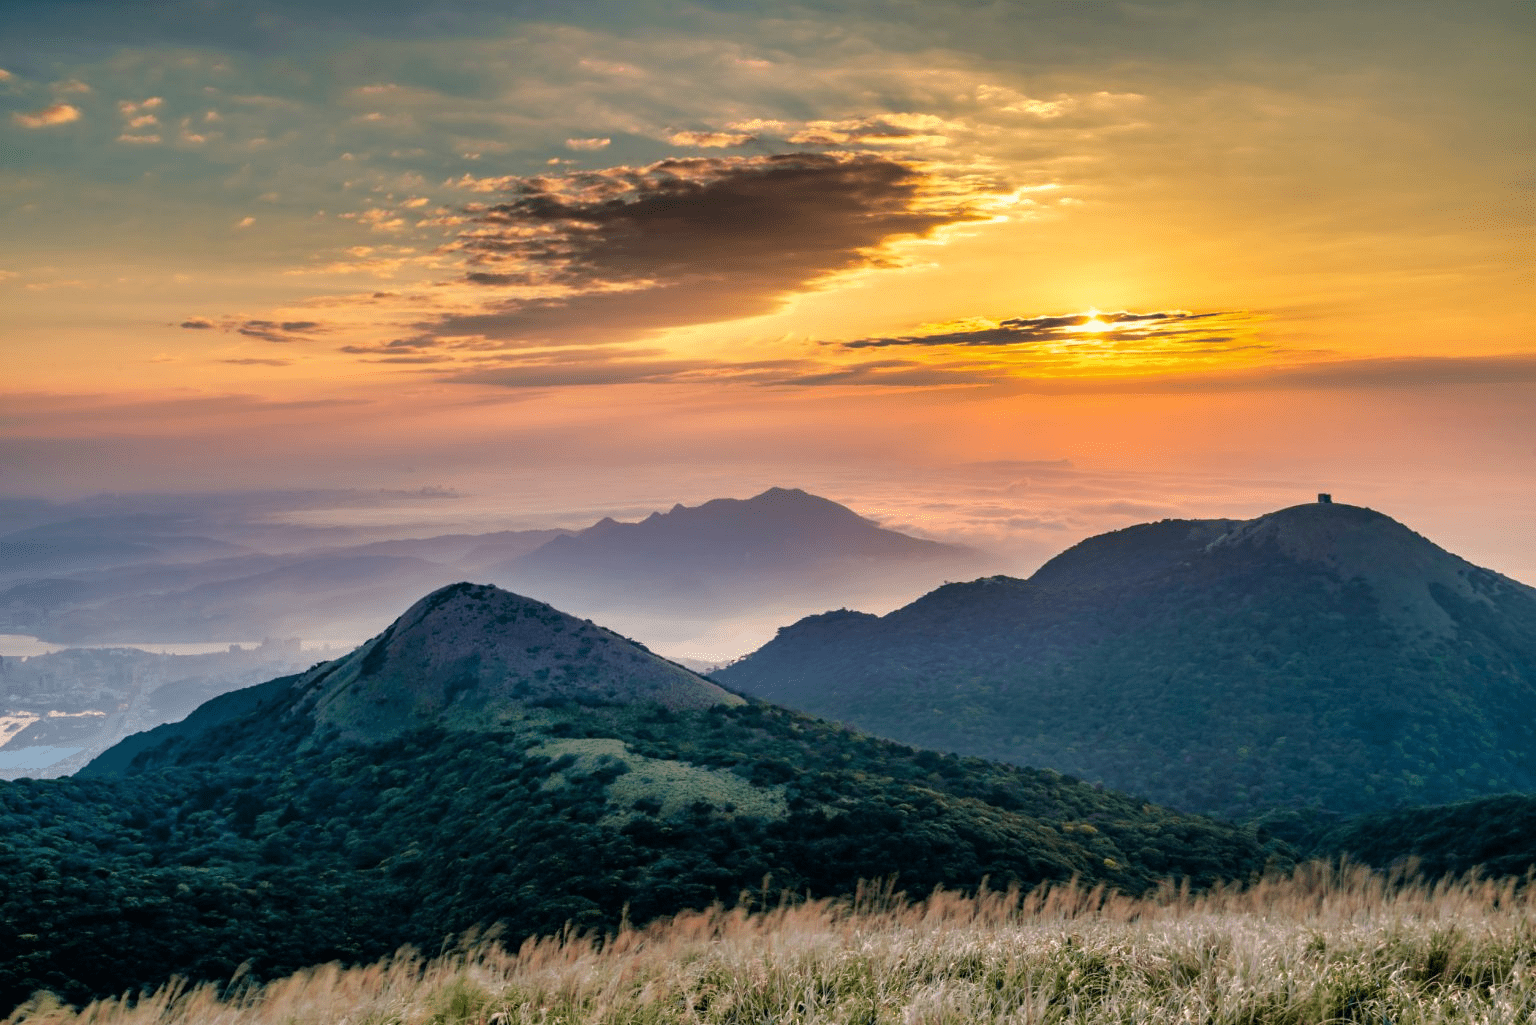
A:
2;0;1533;579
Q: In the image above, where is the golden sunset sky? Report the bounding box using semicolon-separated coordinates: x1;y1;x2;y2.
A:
3;1;1532;576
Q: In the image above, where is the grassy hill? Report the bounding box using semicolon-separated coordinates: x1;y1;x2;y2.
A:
0;584;1279;1011
715;503;1536;820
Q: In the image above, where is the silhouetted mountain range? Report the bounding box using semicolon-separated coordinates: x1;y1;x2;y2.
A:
0;488;982;653
1;583;1276;1010
489;487;980;623
715;502;1536;820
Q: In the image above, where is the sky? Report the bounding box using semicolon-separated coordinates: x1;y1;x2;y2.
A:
3;0;1533;580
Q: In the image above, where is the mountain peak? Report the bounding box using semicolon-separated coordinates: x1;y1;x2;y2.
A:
1029;517;1240;588
1207;502;1519;636
509;488;967;576
288;582;741;743
756;486;813;500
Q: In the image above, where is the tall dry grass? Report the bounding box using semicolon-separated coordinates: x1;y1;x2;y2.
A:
11;862;1536;1025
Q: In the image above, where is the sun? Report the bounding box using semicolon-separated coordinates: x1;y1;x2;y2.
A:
1078;309;1114;333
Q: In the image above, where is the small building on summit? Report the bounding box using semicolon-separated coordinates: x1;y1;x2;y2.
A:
1317;493;1333;504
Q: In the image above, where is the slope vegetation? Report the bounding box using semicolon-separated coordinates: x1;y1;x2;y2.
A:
716;503;1536;820
1;584;1277;1011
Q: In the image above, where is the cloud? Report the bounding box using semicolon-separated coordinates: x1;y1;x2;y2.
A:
12;103;80;128
974;85;1079;118
338;337;435;356
170;319;327;343
783;113;960;148
763;359;998;389
117;133;161;144
443;357;715;389
426;152;995;346
841;310;1242;349
0;68;11;82
564;137;611;151
666;129;755;148
238;321;303;341
236;216;256;228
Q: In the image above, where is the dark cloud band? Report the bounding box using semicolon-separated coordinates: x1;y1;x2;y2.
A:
422;152;995;345
841;310;1237;349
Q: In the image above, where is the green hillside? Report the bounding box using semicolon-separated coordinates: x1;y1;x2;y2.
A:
0;583;1280;1012
715;503;1536;820
1303;794;1536;879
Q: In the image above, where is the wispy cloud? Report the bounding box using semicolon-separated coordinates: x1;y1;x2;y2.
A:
666;129;755;148
178;318;325;344
841;311;1246;349
236;319;321;343
783;113;961;148
13;103;81;128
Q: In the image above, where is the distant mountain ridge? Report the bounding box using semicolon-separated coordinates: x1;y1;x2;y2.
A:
4;582;1277;1010
513;487;959;570
715;502;1536;820
490;487;981;615
3;489;988;776
0;487;980;649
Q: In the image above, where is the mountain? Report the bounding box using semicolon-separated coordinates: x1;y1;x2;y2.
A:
0;490;980;661
0;515;249;581
714;501;1536;821
0;490;979;774
487;487;987;652
507;487;965;579
2;583;1278;1011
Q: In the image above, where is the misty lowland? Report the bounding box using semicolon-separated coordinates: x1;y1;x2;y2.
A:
4;489;1536;1024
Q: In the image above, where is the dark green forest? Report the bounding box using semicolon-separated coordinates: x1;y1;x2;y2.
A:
717;511;1536;820
0;693;1281;1012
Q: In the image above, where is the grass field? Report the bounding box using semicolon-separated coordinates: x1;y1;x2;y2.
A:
9;863;1536;1025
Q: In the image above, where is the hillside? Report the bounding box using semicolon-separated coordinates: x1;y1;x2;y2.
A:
1;583;1278;1011
1307;793;1536;879
715;502;1536;820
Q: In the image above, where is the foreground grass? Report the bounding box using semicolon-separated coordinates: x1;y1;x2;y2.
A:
10;863;1536;1025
